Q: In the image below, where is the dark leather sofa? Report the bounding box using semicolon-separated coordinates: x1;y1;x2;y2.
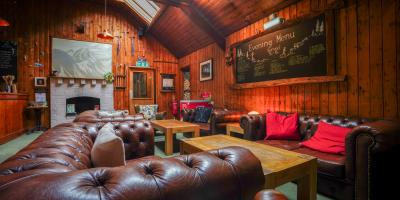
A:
0;118;286;200
240;113;400;200
182;108;247;134
74;110;144;123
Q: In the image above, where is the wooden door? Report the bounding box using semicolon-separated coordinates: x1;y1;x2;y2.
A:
129;67;156;114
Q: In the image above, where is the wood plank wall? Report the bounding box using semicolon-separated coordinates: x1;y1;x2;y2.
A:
0;0;178;128
178;0;400;120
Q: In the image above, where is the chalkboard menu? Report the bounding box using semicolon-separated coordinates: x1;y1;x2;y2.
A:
235;14;327;84
0;41;17;78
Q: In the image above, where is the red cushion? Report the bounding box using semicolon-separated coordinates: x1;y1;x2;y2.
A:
301;121;352;155
265;112;300;140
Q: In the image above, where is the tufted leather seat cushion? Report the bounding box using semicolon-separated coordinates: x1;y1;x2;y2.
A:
294;147;345;178
256;139;345;178
0;146;265;200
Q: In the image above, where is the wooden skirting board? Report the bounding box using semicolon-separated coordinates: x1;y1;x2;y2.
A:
231;75;346;89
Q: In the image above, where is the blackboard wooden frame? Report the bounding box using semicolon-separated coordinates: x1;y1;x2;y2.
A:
230;10;339;89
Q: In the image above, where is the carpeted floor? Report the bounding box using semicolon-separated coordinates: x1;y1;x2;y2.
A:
0;131;332;200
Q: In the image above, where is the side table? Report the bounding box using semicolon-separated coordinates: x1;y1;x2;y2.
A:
26;105;48;133
226;123;244;136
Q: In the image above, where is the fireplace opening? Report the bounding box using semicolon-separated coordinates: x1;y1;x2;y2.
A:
66;96;100;116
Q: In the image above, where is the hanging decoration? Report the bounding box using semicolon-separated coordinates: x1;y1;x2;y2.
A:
131;36;135;57
97;0;113;40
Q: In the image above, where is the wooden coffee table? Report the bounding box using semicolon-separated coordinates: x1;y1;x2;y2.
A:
151;120;200;155
180;135;317;200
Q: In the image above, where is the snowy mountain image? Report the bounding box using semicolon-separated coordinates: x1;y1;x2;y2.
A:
52;38;112;79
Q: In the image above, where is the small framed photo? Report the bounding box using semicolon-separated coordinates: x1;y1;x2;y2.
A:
34;77;47;87
200;59;212;81
35;92;46;103
161;73;175;92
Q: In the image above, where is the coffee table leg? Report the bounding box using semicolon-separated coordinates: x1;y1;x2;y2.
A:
297;161;317;200
193;127;200;138
165;129;173;155
226;126;231;136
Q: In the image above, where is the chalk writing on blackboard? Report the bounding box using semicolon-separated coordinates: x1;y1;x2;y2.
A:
0;41;18;78
236;14;327;84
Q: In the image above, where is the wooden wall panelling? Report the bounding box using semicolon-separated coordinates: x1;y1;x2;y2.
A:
0;0;178;129
357;0;370;117
397;0;400;118
382;0;397;119
178;0;400;120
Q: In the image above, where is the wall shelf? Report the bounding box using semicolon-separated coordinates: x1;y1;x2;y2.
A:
231;75;346;89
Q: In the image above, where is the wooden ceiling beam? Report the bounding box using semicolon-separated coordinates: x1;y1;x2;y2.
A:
153;0;225;49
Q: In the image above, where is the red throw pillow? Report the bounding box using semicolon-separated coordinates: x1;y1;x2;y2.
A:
265;112;300;140
301;121;352;155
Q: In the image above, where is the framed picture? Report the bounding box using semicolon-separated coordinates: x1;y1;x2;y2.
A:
161;74;175;92
200;59;212;81
34;77;47;87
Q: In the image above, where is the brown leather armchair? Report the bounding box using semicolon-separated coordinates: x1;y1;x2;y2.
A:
0;119;267;199
182;108;247;134
210;109;248;133
240;113;400;200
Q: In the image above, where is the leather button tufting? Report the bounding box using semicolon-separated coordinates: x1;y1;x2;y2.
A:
144;166;153;175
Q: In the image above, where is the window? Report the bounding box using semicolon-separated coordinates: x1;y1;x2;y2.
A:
123;0;160;24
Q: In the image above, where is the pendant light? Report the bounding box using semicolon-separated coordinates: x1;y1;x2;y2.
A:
0;17;10;27
97;0;113;40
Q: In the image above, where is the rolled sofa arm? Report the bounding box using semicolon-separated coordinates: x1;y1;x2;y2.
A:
0;147;264;200
345;120;400;199
240;114;266;141
253;189;288;200
210;109;248;133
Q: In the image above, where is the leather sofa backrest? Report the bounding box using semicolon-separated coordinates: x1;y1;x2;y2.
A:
259;112;373;141
73;110;144;123
54;120;155;160
297;114;372;140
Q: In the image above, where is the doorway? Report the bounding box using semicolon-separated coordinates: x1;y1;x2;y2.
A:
181;66;191;100
129;67;156;114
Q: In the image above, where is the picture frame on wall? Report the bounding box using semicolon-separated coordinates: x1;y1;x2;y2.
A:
161;73;175;92
200;59;212;81
34;77;47;87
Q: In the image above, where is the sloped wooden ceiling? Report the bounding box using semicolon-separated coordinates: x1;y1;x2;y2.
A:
150;6;214;57
192;0;299;36
116;0;298;57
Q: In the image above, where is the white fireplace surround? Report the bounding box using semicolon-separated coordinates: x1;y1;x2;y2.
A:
50;78;114;127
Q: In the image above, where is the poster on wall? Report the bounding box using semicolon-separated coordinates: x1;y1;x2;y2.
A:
52;38;112;79
0;41;17;78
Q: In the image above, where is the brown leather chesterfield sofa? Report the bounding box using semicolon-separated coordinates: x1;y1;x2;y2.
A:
182;108;247;134
240;113;400;200
73;110;144;123
0;120;283;200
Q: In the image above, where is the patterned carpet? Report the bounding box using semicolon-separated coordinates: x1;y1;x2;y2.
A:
0;131;332;200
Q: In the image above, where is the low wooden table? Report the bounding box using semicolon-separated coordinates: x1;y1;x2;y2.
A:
180;135;317;200
226;123;244;136
151;120;200;155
